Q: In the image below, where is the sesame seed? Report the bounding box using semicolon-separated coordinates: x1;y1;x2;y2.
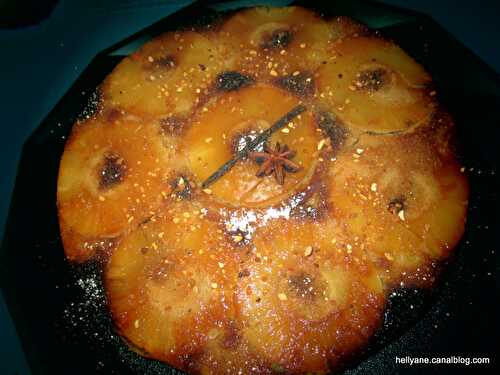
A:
398;210;406;221
173;217;180;224
211;283;218;289
270;69;278;76
370;183;377;192
205;137;213;143
203;188;212;194
281;128;290;133
134;320;140;328
304;246;313;257
317;139;327;150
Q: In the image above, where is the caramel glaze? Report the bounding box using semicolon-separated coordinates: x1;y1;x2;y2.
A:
57;6;468;374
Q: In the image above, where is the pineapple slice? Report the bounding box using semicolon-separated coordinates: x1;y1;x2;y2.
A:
316;36;434;134
218;7;365;80
101;31;227;118
105;200;238;369
235;218;384;372
183;84;322;207
57;114;175;262
327;129;468;287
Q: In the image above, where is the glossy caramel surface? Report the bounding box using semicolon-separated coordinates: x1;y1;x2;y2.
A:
57;6;468;374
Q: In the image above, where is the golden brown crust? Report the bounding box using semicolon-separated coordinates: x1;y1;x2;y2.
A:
57;5;468;374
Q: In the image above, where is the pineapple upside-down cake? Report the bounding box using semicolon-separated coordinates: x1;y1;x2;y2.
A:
57;6;468;374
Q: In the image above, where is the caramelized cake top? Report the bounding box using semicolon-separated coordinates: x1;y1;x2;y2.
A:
57;6;468;374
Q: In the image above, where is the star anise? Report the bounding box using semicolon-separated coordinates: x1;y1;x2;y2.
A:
248;142;301;185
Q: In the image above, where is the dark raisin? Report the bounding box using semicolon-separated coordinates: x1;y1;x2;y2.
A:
288;272;318;300
388;197;406;215
238;269;250;278
274;73;315;97
315;111;348;152
215;71;254;92
261;29;292;49
169;175;193;200
148;55;176;70
160;116;184;136
99;153;126;190
355;68;388;91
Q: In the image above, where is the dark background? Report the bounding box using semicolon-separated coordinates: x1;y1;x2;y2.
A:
0;1;498;374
